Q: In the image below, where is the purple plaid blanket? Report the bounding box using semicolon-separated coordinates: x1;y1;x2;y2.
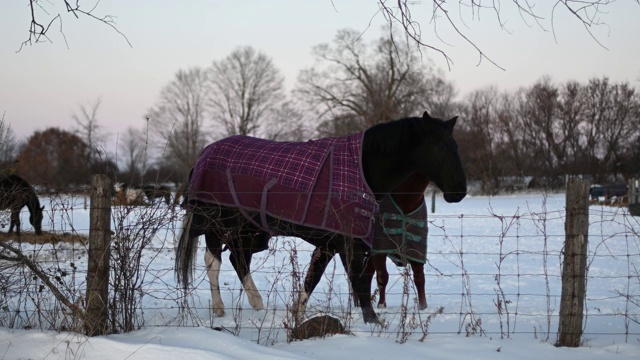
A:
188;133;378;246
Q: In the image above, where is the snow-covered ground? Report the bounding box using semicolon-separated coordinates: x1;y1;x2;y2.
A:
0;192;639;359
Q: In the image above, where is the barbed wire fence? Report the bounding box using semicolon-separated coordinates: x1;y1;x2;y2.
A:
0;180;638;346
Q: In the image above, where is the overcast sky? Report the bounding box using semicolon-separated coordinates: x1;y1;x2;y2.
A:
1;1;639;152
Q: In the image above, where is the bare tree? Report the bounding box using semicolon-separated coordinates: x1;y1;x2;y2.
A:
459;87;501;194
424;77;458;120
555;81;584;175
483;76;640;185
297;28;447;136
18;0;130;51
493;93;526;178
117;127;147;183
515;78;564;177
580;78;639;180
260;100;311;141
72;98;109;161
146;67;210;183
0;113;18;173
207;46;287;138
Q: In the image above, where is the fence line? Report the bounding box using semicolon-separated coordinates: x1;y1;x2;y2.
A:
0;191;638;345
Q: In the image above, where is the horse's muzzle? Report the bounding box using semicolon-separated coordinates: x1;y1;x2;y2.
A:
443;190;466;203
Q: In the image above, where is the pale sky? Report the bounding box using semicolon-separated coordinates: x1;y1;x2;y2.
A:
1;1;639;153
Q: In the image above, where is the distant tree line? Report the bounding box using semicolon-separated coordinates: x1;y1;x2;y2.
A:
3;27;640;195
456;77;640;194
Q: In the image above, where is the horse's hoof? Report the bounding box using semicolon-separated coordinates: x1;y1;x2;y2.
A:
377;303;387;309
362;307;381;325
419;302;428;310
213;308;225;317
248;296;264;310
364;315;382;325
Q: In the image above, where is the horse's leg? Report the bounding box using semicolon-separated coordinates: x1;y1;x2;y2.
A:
204;235;226;317
337;251;373;308
228;243;264;311
374;254;389;309
8;207;20;235
296;246;336;317
350;252;376;308
410;261;427;310
345;240;380;324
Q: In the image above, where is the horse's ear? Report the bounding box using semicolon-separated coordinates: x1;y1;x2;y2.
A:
423;111;432;120
446;116;458;128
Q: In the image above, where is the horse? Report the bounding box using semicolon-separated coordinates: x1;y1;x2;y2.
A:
175;112;466;324
589;183;628;202
113;182;146;205
0;174;44;236
140;184;172;205
306;172;430;312
363;172;430;310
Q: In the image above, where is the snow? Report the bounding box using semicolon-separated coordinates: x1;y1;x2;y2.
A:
1;326;638;359
1;192;639;359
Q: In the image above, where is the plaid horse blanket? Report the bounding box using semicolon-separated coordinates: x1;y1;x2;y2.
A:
188;133;378;247
370;194;428;266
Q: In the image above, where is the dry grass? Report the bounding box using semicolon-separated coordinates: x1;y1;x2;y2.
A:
0;231;87;245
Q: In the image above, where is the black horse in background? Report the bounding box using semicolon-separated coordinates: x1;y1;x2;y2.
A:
175;112;467;324
0;174;44;235
140;184;172;205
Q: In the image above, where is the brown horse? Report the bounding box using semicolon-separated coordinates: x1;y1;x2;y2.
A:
314;172;429;310
0;174;44;235
363;172;430;310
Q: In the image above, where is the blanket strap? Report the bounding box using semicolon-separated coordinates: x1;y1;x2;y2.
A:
260;178;278;235
226;169;273;235
320;147;334;228
381;209;426;243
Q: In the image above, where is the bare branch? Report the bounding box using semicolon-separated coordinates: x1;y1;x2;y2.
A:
375;0;638;70
0;241;85;318
18;0;131;52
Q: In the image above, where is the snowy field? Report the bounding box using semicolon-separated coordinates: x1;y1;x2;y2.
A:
0;192;639;359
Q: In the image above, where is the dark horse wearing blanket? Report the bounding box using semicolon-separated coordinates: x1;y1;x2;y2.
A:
0;175;44;235
175;112;466;324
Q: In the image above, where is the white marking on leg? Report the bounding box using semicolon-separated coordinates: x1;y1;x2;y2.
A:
242;274;264;310
205;250;225;317
295;290;309;317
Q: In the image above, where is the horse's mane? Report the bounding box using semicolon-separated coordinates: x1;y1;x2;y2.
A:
362;116;429;155
4;174;31;186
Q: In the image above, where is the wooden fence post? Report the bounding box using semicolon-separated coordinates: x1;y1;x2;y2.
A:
556;178;589;347
85;174;112;336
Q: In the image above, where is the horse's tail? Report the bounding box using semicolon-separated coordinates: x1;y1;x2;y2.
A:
175;210;197;291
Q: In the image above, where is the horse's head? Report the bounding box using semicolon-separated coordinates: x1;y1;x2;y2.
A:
29;205;44;235
412;112;466;203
